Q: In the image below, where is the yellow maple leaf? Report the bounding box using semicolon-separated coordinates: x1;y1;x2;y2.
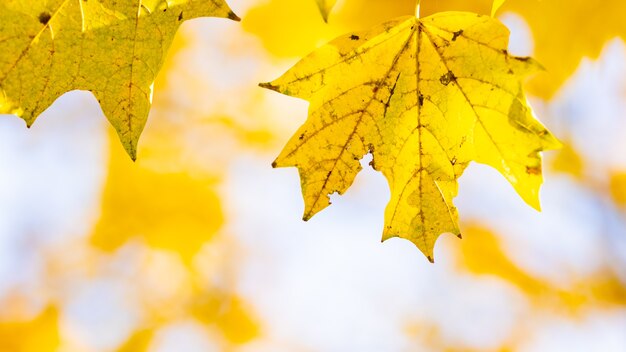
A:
0;0;238;159
261;13;560;260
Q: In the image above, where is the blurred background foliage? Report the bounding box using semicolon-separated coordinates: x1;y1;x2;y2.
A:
0;0;625;351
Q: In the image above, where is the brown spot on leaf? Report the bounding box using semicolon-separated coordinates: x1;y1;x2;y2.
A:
526;165;541;175
452;30;463;41
439;71;456;86
350;35;360;41
38;12;51;25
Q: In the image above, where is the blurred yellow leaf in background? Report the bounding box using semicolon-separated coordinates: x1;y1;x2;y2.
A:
244;0;416;58
491;0;506;17
0;306;59;352
550;141;585;180
91;139;223;263
117;329;154;352
456;225;626;311
610;172;626;206
422;0;626;97
191;295;259;344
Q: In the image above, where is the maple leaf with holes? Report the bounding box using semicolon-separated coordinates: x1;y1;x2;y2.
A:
0;0;238;159
261;12;560;261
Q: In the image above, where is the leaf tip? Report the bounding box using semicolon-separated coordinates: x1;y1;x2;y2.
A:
427;256;435;264
531;201;542;212
491;0;506;17
125;144;138;162
548;135;564;151
521;191;542;212
259;82;279;92
513;55;545;73
22;115;35;128
271;161;278;168
227;11;241;22
321;12;330;23
302;204;324;222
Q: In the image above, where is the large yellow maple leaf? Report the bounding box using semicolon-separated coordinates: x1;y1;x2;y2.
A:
262;13;560;260
0;0;238;159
